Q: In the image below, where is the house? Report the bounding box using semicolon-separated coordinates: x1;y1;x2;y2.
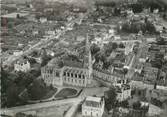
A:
32;30;39;36
115;79;131;102
82;96;105;117
139;46;148;63
13;50;23;56
125;41;134;55
14;58;30;72
143;66;158;83
39;17;47;23
134;63;143;74
45;30;56;35
164;53;167;60
146;89;167;102
129;101;149;117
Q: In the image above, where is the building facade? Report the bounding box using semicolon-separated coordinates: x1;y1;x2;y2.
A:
115;80;131;102
93;69;121;84
41;65;93;87
82;96;105;117
41;66;63;86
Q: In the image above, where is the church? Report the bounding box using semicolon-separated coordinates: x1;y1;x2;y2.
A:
41;35;93;87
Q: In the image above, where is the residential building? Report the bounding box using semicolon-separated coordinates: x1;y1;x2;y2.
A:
125;41;134;55
39;17;47;23
82;96;105;117
143;66;158;83
13;50;23;56
93;69;121;84
146;89;167;102
14;59;30;72
45;30;56;35
115;79;131;102
32;30;39;36
129;102;149;117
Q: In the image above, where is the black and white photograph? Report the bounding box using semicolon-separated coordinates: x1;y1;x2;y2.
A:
1;0;167;117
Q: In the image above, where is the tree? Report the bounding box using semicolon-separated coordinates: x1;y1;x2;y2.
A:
15;112;37;117
122;22;131;33
57;60;64;68
133;47;138;55
41;55;51;67
157;36;166;45
133;101;141;110
119;43;125;48
121;100;129;108
29;69;41;77
131;3;143;13
94;51;106;63
146;21;156;34
104;87;117;111
6;83;19;107
112;43;118;50
27;79;47;100
28;58;37;64
90;43;100;55
122;68;128;78
103;61;111;69
15;112;27;117
15;71;33;88
104;42;118;56
17;14;20;19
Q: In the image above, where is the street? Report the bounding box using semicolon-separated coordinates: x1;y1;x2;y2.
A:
0;98;82;116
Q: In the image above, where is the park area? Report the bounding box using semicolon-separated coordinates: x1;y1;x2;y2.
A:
54;88;78;99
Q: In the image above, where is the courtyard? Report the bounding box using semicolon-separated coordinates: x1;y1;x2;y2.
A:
54;88;78;99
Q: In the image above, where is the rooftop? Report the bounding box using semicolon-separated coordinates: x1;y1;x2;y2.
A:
63;60;84;68
63;66;86;75
84;96;103;107
16;58;29;64
115;84;131;93
86;96;102;103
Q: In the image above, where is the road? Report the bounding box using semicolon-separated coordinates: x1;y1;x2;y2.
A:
64;99;81;117
2;15;86;67
126;41;146;79
0;98;82;116
125;54;136;79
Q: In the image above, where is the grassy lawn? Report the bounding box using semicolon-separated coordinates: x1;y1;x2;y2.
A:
41;88;58;100
55;88;77;98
